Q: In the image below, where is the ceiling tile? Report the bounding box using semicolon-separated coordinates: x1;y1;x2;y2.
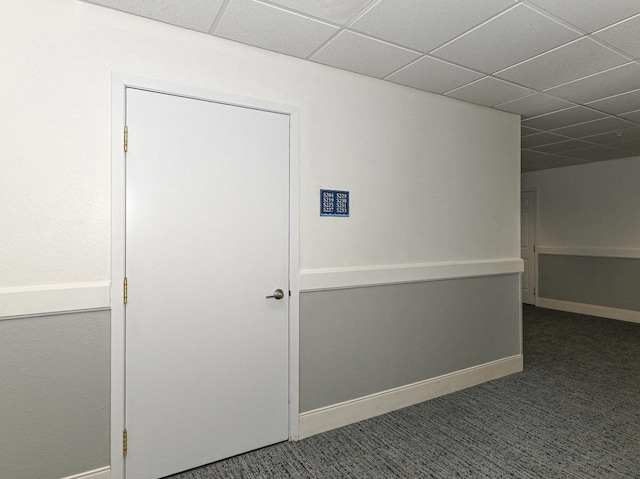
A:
495;94;574;118
432;4;580;74
445;77;534;107
88;0;225;31
521;163;550;172
495;38;628;90
561;145;631;161
620;110;640;124
531;139;595;154
522;153;590;171
611;138;640;153
522;126;542;137
581;126;640;145
594;14;640;59
585;89;640;115
214;0;339;58
551;116;638;138
350;0;513;53
311;30;420;78
521;131;570;149
545;62;640;103
521;106;606;130
386;56;483;94
521;149;553;161
267;0;373;25
528;0;640;33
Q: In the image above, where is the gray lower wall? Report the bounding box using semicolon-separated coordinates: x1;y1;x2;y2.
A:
299;274;522;412
0;275;522;476
539;255;640;311
0;310;110;479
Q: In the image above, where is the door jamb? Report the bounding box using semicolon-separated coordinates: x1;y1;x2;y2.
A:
522;188;538;307
110;72;300;479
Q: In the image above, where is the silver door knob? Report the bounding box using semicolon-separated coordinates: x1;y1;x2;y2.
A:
266;288;285;300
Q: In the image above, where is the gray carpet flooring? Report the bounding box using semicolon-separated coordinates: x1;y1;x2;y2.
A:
168;306;640;478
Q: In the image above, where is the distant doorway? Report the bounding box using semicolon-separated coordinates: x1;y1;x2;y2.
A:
521;191;536;305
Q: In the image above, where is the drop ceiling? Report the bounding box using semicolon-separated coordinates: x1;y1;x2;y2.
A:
83;0;640;172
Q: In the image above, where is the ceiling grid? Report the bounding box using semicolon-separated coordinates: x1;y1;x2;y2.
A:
83;0;640;171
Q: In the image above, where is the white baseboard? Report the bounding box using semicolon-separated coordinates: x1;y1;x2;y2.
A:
298;354;523;439
0;282;110;318
61;466;110;479
300;258;524;291
537;298;640;324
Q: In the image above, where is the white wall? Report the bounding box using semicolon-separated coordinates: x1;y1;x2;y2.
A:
522;157;640;321
521;157;640;257
0;0;520;314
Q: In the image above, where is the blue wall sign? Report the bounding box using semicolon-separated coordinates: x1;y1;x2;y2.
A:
320;189;349;217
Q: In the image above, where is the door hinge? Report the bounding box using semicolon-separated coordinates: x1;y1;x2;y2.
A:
124;126;129;152
534;288;536;296
533;245;536;253
123;429;128;456
123;277;128;304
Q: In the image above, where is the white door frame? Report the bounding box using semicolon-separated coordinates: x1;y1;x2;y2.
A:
521;188;538;307
110;72;300;479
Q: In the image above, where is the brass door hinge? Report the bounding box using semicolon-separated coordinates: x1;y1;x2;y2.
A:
124;126;129;152
123;428;128;456
123;277;128;304
533;244;536;253
534;288;536;296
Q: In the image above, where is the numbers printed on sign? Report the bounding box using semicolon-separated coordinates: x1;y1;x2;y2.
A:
320;189;349;217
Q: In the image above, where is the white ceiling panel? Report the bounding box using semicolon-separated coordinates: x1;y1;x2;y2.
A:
522;106;606;130
521;131;570;149
561;145;630;161
311;31;420;78
495;38;628;90
594;14;640;59
386;56;483;94
612;138;640;153
445;77;534;107
522;125;542;137
350;0;513;53
586;89;640;115
495;94;574;118
214;0;339;58
521;149;553;161
84;0;640;170
267;0;374;25
551;116;637;138
582;127;640;145
521;153;590;171
545;62;640;104
432;4;580;74
87;0;225;32
528;0;640;33
531;139;594;154
620;110;640;123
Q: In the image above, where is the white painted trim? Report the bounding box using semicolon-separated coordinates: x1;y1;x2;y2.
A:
521;188;538;307
288;108;301;441
537;246;640;259
298;354;523;439
538;298;640;324
61;466;110;479
110;72;300;478
0;282;110;318
299;258;524;291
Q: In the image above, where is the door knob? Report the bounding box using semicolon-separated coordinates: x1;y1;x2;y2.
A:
266;288;285;300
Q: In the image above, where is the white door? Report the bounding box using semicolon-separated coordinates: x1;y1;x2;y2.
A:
124;88;290;479
521;191;536;305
